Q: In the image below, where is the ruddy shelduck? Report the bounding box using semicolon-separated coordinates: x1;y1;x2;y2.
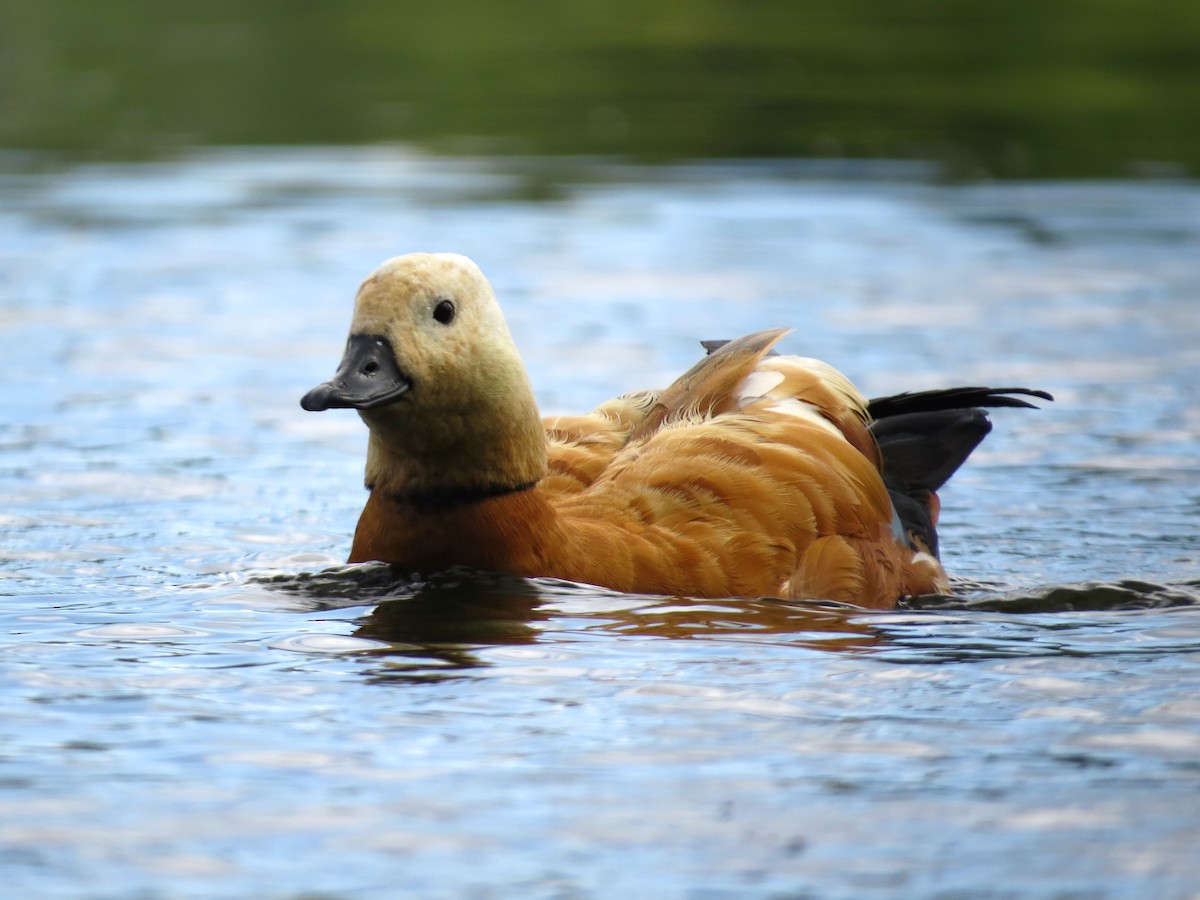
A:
302;252;1049;609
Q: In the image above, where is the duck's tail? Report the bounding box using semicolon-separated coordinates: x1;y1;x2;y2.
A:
700;340;1051;558
867;387;1052;555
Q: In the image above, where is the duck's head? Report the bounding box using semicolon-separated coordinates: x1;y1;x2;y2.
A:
302;253;547;497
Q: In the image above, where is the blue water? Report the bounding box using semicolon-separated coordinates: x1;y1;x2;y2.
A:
1;149;1198;898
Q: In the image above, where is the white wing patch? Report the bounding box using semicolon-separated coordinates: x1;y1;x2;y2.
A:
764;397;844;436
737;368;785;404
769;356;869;409
736;357;857;438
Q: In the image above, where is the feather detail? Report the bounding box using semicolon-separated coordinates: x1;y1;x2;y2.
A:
543;390;658;495
742;354;880;467
629;328;789;441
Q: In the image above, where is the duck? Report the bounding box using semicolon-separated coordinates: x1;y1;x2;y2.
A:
301;252;1050;610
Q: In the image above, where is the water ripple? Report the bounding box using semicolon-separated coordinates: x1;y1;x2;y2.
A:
268;633;394;654
74;623;211;640
3;154;1199;900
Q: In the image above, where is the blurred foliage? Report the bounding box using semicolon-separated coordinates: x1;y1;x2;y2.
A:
1;0;1198;177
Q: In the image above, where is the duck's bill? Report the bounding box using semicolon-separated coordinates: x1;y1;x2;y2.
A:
300;333;411;411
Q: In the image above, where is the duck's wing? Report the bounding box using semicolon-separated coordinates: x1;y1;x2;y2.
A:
541;328;799;496
549;336;936;606
629;328;791;441
704;339;1052;557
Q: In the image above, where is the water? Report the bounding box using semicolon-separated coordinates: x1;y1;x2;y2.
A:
1;148;1199;898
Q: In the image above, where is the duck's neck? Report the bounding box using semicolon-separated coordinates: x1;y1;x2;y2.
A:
361;379;549;502
363;429;546;502
352;396;553;570
367;468;540;513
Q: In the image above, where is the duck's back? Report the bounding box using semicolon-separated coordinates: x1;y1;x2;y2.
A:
542;390;659;496
541;333;946;607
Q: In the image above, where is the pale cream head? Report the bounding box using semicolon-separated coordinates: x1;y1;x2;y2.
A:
346;253;548;497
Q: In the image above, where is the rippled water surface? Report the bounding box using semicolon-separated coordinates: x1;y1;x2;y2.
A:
2;150;1199;898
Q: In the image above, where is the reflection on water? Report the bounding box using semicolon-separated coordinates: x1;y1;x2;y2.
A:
1;150;1198;897
260;565;1200;681
290;567;888;654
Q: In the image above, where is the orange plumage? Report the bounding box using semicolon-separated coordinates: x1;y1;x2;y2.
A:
301;252;1048;609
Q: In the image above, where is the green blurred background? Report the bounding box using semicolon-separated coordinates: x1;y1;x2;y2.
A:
2;0;1197;178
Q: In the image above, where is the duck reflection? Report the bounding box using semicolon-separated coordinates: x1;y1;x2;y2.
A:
264;563;895;678
585;596;885;652
355;574;548;646
348;567;887;652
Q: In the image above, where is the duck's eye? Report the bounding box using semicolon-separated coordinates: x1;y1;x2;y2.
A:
433;299;456;325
